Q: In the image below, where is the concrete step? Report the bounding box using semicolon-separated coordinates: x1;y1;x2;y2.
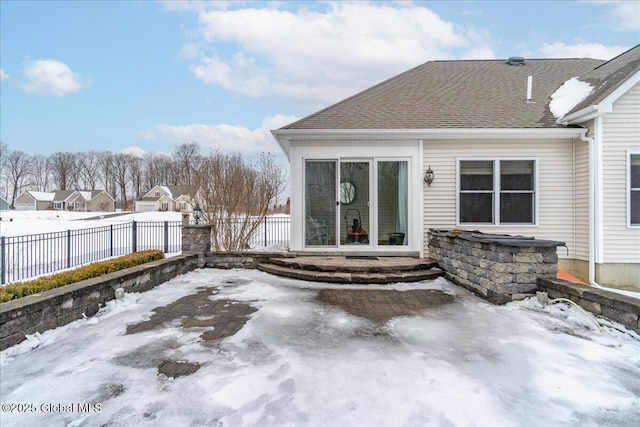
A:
256;262;444;285
268;256;439;273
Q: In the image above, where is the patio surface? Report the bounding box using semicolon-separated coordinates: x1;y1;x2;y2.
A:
1;269;639;426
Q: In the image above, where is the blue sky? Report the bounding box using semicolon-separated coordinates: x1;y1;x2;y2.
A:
1;1;638;160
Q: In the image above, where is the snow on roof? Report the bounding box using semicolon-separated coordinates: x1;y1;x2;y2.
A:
550;77;594;120
27;191;55;201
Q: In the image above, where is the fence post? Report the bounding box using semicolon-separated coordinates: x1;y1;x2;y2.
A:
164;221;169;253
264;217;268;247
1;236;5;285
110;224;114;257
132;221;137;253
67;230;71;269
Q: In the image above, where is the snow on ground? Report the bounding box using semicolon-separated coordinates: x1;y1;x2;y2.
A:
549;77;594;119
0;210;182;237
1;269;639;426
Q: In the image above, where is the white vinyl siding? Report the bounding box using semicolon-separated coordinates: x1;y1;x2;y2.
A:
423;139;575;258
602;82;640;262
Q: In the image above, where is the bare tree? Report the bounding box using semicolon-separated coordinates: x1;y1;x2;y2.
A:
0;142;8;200
111;153;133;209
6;150;34;208
129;155;143;200
77;151;101;190
173;142;201;186
97;151;116;199
30;155;51;191
193;151;286;251
49;152;77;190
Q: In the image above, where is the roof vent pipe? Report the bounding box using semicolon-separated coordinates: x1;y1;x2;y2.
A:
507;56;525;66
526;75;534;103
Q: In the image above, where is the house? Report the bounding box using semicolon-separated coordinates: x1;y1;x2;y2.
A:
13;190;115;212
134;185;195;213
0;197;9;210
14;191;55;210
272;45;640;289
52;190;115;212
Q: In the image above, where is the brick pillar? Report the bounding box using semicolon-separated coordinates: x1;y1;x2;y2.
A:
182;225;212;267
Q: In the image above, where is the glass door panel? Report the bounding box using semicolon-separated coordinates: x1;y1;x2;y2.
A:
305;161;336;246
340;161;370;246
377;161;408;245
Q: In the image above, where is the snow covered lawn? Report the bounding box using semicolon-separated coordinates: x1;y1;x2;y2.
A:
1;269;639;426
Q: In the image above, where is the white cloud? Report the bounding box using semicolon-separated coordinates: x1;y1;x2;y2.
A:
0;68;10;81
121;146;147;157
181;2;494;108
538;42;629;60
136;114;298;156
19;59;91;96
595;0;640;31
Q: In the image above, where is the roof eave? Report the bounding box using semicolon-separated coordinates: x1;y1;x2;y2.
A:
272;128;587;156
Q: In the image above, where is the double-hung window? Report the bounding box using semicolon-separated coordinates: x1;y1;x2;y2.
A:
630;152;640;227
459;159;536;225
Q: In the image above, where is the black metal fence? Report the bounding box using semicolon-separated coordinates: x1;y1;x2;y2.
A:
0;216;291;285
0;221;182;285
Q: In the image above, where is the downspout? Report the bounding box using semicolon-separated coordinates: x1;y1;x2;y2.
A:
579;123;602;286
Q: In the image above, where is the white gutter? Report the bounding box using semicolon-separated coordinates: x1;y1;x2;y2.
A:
580;122;603;286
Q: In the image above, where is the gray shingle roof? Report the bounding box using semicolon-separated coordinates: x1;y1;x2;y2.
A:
565;44;640;117
283;58;604;130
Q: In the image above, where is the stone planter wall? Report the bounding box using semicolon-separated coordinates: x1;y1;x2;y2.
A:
182;225;212;267
537;278;640;333
204;251;294;269
428;230;564;304
0;254;198;351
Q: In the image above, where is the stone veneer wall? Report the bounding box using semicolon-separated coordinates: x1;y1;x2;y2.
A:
537;278;640;333
204;252;294;269
0;254;198;351
182;225;212;267
428;231;560;304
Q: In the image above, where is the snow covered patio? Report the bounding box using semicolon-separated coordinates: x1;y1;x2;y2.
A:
1;269;639;426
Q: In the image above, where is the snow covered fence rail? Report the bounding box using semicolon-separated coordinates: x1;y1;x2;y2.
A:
0;221;182;285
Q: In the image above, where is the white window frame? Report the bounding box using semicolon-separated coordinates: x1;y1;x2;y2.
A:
457;157;539;226
53;202;62;210
628;151;640;228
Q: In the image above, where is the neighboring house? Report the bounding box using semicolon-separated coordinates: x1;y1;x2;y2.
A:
272;45;640;289
0;197;9;210
52;190;115;212
14;190;115;212
14;191;55;210
134;185;195;213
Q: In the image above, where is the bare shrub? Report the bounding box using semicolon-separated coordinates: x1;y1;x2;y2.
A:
193;150;286;251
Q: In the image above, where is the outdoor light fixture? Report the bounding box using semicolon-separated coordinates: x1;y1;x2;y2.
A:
424;166;435;186
193;205;202;225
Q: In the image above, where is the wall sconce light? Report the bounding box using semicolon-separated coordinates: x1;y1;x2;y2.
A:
193;204;202;225
424;166;435;186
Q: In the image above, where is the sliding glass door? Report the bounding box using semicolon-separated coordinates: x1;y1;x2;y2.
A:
304;158;409;248
305;161;336;246
340;161;371;246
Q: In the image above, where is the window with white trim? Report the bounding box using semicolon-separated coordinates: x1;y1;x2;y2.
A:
459;159;536;225
630;153;640;226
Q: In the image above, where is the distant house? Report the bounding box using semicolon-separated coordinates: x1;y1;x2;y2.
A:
272;44;640;289
14;190;115;212
134;185;195;213
0;197;9;210
52;190;115;212
14;191;55;210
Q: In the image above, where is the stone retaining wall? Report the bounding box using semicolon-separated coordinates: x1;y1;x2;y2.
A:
428;230;563;304
0;254;198;351
537;278;640;333
203;251;294;269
